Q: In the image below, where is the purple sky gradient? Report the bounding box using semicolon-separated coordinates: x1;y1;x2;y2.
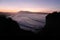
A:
0;0;60;12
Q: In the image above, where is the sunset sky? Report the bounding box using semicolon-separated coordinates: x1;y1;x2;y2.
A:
0;0;60;12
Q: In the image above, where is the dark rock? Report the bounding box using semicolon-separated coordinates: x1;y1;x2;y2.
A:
0;12;35;36
43;12;60;37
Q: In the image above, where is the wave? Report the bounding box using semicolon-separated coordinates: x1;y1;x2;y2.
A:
10;13;48;33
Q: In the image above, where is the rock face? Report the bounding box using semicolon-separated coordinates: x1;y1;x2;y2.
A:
0;15;21;36
0;13;35;36
43;12;60;37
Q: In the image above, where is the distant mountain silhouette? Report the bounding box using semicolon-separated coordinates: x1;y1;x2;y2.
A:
18;11;48;14
18;11;31;13
0;12;13;16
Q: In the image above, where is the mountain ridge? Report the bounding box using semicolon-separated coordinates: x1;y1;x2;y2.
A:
18;11;49;14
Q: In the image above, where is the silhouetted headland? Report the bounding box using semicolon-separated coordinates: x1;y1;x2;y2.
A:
0;12;35;36
42;11;60;38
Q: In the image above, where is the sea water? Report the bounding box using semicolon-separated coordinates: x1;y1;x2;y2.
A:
11;13;48;33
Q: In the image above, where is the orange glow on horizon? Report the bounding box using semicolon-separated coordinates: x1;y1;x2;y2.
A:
0;8;54;13
0;9;20;12
0;7;58;13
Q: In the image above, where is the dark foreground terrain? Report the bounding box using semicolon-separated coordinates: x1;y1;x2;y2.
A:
0;12;60;38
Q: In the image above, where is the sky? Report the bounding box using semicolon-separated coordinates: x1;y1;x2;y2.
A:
0;0;60;12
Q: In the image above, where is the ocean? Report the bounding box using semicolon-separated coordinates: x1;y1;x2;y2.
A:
10;13;48;33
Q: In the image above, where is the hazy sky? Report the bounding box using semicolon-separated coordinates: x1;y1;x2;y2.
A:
0;0;60;12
